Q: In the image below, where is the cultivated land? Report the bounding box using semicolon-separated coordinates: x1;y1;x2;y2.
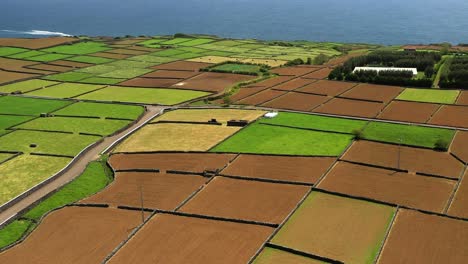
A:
0;35;467;263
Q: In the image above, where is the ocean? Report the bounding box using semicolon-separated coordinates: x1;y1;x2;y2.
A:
1;0;467;45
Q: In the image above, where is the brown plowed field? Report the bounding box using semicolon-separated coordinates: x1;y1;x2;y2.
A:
340;83;403;103
249;76;293;88
0;70;39;85
151;61;212;71
262;92;329;111
297;80;356;96
456;91;468;105
313;98;384;118
0;37;76;49
271;66;320;76
342;141;464;179
49;60;93;68
107;214;274;264
448;170;468;218
89;52;131;59
378;101;440;123
237;89;286;105
429;105;468;128
180;177;310;223
272;78;316;91
106;48;147;55
109;153;235;173
141;70;199;79
451;131;468;163
221;154;336;183
170;72;256;93
231;86;269;101
118;77;181;88
0;58;52;74
326;51;368;67
377;209;468;264
26;64;72;73
301;67;332;79
0;207;143;264
319;162;455;212
81;172;207;210
271;192;395;264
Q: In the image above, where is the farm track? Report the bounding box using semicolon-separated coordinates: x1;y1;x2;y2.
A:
0;105;165;225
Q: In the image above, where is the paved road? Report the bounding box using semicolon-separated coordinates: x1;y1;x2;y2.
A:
0;105;165;225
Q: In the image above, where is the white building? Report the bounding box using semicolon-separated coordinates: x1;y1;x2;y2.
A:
353;67;418;76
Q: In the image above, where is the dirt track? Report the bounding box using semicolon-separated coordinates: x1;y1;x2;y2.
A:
0;105;164;225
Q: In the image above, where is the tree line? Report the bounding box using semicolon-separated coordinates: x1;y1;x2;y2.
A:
440;57;468;89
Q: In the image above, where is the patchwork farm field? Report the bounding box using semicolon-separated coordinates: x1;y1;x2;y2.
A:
0;35;467;264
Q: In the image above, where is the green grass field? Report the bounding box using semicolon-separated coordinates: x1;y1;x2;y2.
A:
0;130;100;156
0;220;35;249
43;72;93;82
397;88;460;104
27;53;72;62
0;96;71;115
24;160;112;220
128;55;177;63
0;115;34;130
260;112;368;134
362;121;456;148
16;116;130;136
98;68;152;79
150;48;187;57
0;154;71;206
211;123;353;156
76;65;118;75
0;79;59;93
0;153;15;163
0;47;29;56
107;60;156;69
54;102;144;119
26;83;104;98
160;38;193;45
210;63;263;74
78;86;211;105
178;38;215;46
79;77;124;85
65;55;114;64
41;42;110;55
6;50;45;59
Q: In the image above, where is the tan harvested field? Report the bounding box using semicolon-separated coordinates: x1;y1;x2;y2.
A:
451;131;468;163
301;67;332;79
343;141;464;179
238;58;287;67
271;78;316;91
26;63;72;73
271;192;395;264
82;172;207;210
152;108;265;124
0;70;39;85
254;247;324;264
237;89;286;105
188;55;233;64
115;123;240;152
180;177;309;223
377;209;468;264
107;214;274;264
456;91;468;105
89;52;131;59
231;86;269;101
0;37;76;49
49;60;93;68
429;105;468;128
221;154;336;183
249;76;293;88
119;77;181;88
297;80;356;96
340;83;403;103
141;70;199;79
151;61;212;71
262;92;329;111
171;72;256;93
314;98;384;118
109;152;235;172
106;48;147;55
271;66;320;76
378;101;440;123
319;162;455;212
0;58;53;74
447;170;468;218
0;207;143;264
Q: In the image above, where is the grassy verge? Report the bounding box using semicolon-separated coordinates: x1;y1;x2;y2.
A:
0;220;35;249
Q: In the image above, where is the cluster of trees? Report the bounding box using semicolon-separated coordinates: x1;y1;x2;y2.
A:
440;57;468;89
285;54;330;66
328;51;440;87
